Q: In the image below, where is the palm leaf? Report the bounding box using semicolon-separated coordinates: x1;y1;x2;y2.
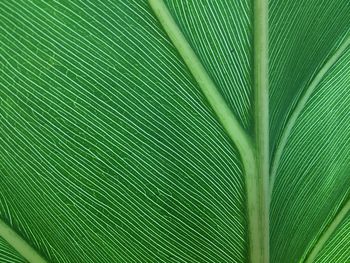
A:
0;0;349;262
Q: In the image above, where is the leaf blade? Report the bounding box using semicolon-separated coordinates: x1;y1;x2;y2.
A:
271;46;350;263
0;1;249;262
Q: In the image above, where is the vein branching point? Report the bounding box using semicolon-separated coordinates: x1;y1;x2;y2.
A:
148;0;270;262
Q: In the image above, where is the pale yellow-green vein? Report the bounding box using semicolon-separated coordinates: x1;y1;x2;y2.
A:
148;1;270;263
0;218;48;263
304;197;350;263
270;35;350;195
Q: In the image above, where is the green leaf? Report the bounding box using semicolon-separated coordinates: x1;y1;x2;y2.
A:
0;0;349;263
0;236;28;263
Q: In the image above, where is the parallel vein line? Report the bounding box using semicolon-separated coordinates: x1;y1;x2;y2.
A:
147;1;267;263
270;35;350;193
0;0;249;262
0;219;48;263
148;0;254;159
304;197;350;263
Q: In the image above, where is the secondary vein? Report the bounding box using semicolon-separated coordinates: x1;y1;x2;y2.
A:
304;197;350;263
0;218;48;263
148;0;254;160
270;35;350;195
148;1;264;262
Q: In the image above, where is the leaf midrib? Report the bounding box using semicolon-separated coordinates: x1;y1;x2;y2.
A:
1;1;348;263
149;0;270;262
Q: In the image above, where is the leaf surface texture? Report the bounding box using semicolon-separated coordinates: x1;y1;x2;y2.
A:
0;0;349;262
